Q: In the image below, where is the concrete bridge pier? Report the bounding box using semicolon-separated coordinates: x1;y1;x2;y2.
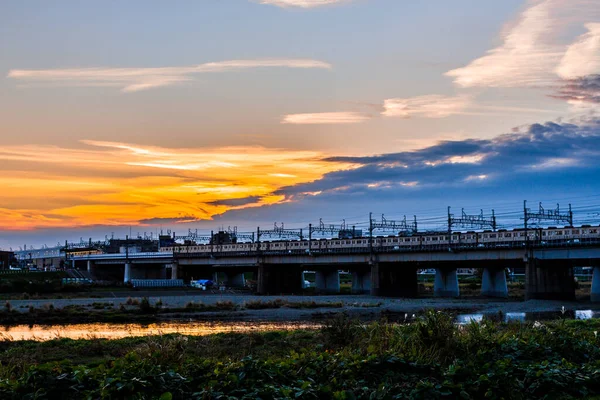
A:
526;259;575;300
315;269;340;294
434;267;459;297
371;263;418;297
481;267;508;298
168;263;178;280
257;264;303;295
86;260;96;278
124;263;132;283
352;269;371;294
590;267;600;302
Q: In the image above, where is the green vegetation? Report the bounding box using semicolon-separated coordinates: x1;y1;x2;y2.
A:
1;312;600;399
0;271;79;296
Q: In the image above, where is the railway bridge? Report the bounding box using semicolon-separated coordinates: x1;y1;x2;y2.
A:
72;242;600;301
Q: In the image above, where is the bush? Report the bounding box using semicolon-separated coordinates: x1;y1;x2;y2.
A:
138;297;155;314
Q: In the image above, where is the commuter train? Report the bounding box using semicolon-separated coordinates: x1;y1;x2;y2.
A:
160;225;600;255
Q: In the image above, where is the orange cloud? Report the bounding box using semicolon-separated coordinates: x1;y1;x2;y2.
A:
0;141;355;230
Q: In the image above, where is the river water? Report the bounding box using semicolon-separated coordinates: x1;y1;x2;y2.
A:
2;310;599;341
0;321;321;341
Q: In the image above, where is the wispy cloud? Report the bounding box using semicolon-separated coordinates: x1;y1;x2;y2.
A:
445;0;600;88
282;111;371;124
257;0;349;8
382;95;472;118
282;94;555;124
556;23;600;80
7;59;332;92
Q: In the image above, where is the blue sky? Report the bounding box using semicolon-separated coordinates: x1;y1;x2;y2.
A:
0;0;599;249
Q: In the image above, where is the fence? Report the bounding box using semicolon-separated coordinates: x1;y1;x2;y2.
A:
131;279;184;288
62;278;93;285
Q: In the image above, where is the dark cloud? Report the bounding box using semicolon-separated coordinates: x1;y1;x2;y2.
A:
207;196;261;207
551;75;600;104
275;120;600;199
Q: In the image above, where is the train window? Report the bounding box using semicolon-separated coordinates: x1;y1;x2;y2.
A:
591;229;598;234
557;231;563;235
405;238;411;242
426;237;430;241
432;237;438;241
295;243;299;247
520;232;525;237
572;230;579;234
489;234;496;238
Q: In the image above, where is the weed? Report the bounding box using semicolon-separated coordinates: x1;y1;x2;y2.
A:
138;297;155;314
215;300;236;311
125;297;140;306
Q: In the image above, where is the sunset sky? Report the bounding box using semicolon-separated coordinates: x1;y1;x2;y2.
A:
2;0;600;249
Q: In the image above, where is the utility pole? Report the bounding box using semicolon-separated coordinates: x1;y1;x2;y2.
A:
308;223;312;253
369;212;373;261
256;227;261;254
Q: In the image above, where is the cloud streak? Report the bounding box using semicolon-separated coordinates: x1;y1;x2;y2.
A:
282;111;371;124
382;95;472;118
282;95;555;124
257;0;349;8
7;59;332;92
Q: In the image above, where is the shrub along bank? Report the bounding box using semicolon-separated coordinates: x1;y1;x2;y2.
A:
0;312;599;399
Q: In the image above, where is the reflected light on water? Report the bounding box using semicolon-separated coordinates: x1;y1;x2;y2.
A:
505;312;526;322
0;321;320;342
456;314;483;324
575;310;595;320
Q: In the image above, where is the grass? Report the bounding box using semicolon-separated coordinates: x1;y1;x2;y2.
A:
0;312;599;398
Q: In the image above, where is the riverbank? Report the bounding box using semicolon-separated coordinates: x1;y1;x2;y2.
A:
1;312;599;399
1;293;599;326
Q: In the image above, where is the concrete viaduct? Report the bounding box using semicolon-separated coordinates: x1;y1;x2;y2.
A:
72;243;600;301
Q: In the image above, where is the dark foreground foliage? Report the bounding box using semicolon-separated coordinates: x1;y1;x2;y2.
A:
1;311;600;399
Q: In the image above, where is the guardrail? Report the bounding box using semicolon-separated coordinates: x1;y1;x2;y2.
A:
0;269;45;275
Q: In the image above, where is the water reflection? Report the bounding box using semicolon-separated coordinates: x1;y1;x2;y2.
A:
504;312;526;322
575;310;597;320
456;314;483;324
0;321;320;342
455;309;600;324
